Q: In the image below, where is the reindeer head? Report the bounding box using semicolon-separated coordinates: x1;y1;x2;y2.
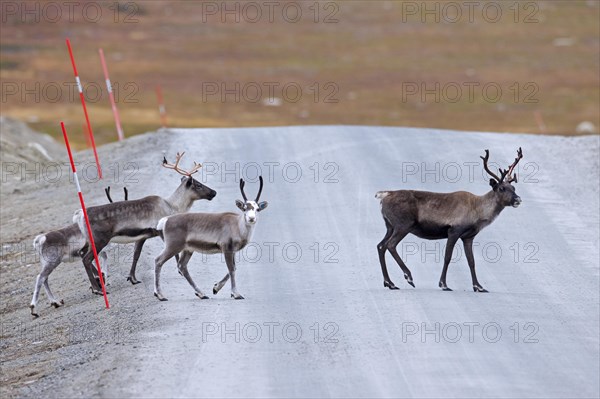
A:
163;152;216;201
236;176;268;225
481;147;523;208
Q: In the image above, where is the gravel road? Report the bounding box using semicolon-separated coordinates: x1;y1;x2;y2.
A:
1;125;598;398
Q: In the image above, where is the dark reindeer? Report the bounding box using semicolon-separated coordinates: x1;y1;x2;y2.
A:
76;152;217;294
375;148;523;292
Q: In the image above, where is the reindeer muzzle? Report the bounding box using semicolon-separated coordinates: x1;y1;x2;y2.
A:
512;196;522;208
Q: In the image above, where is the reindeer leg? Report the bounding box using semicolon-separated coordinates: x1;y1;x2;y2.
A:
154;249;178;301
99;250;108;286
224;251;243;299
82;239;110;295
176;251;208;299
386;229;415;288
439;233;460;291
377;218;398;290
44;277;64;308
30;274;44;317
82;251;102;294
463;237;488;293
31;259;59;317
213;273;230;295
384;227;413;289
127;238;146;285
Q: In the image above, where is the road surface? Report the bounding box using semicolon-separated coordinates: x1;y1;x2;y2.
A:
3;126;598;398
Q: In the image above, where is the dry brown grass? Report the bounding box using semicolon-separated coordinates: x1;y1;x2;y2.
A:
1;0;598;148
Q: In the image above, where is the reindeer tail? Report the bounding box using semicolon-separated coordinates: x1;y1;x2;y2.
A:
156;217;168;232
375;191;390;200
73;209;89;241
32;234;46;252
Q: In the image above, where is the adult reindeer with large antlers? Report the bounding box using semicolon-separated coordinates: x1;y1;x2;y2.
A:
76;152;216;293
375;148;523;292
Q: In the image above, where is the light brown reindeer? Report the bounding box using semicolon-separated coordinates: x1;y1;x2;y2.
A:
153;177;268;301
376;148;523;292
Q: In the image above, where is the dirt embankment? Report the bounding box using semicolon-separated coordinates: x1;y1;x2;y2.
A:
0;117;169;398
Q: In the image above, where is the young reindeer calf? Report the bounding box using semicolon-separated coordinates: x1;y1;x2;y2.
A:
30;187;128;317
154;177;268;301
376;148;523;293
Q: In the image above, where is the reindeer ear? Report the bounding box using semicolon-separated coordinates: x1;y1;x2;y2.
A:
181;176;188;183
257;201;268;212
489;178;498;189
235;200;245;211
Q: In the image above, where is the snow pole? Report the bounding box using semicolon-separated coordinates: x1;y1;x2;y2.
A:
60;121;110;309
156;85;167;128
84;123;92;148
534;111;547;134
99;48;124;141
66;38;102;179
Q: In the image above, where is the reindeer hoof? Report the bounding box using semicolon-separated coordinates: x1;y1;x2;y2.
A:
30;305;39;318
404;275;415;288
439;282;452;291
51;300;64;308
154;292;168;301
231;293;245;300
473;286;489;293
384;281;399;290
127;276;141;285
195;293;209;300
90;286;108;295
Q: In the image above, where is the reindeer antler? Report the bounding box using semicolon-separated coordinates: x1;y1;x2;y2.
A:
162;152;202;176
255;176;264;202
239;178;248;201
480;149;502;182
504;147;523;183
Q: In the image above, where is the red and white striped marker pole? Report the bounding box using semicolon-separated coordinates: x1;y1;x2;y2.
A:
156;85;167;128
61;121;110;309
84;123;92;148
99;48;124;141
534;110;547;134
66;38;102;178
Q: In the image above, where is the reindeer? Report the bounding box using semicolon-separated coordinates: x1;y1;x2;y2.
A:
30;187;128;317
153;177;268;301
376;148;523;292
76;152;216;294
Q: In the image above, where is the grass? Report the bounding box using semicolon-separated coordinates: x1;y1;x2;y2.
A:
0;0;598;148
